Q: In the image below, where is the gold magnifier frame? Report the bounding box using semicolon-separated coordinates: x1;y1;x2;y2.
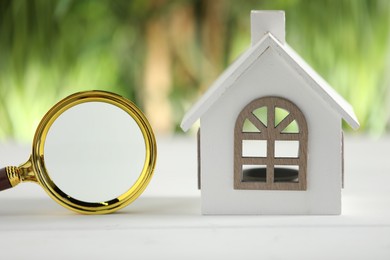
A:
0;91;157;214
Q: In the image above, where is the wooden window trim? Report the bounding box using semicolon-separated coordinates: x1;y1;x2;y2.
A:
234;96;308;190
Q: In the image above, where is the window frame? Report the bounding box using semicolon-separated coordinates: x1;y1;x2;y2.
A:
234;96;308;190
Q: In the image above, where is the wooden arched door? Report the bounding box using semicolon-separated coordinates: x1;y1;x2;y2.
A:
234;97;308;190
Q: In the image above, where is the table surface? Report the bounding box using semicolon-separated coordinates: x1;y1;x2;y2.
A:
0;135;389;259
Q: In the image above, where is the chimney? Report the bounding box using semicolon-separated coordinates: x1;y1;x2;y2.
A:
251;10;285;46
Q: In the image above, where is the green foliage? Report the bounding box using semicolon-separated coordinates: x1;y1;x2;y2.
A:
0;0;389;141
0;0;146;141
282;0;390;133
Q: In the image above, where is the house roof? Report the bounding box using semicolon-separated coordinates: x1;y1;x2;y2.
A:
181;33;360;132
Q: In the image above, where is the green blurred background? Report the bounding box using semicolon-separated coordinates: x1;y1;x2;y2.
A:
0;0;389;141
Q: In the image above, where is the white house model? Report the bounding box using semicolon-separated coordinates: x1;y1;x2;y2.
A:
181;11;360;215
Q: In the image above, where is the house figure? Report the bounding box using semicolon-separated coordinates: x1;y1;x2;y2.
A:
181;11;360;215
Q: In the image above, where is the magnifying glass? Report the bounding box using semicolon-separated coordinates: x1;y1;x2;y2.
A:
0;91;157;214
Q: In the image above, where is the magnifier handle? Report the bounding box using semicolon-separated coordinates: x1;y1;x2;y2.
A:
0;167;21;191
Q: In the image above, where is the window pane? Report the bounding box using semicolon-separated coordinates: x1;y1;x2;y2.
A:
275;107;290;127
243;118;260;132
242;140;267;157
252;106;267;127
274;165;299;183
274;140;299;158
242;165;267;182
281;119;299;133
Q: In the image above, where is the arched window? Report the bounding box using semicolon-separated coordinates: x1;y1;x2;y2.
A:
234;97;308;190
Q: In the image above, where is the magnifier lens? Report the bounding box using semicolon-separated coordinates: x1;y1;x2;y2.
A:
44;102;146;203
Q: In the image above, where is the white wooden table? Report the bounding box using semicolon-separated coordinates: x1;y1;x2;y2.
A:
0;135;389;259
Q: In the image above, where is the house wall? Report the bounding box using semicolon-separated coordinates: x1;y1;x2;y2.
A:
200;46;342;214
